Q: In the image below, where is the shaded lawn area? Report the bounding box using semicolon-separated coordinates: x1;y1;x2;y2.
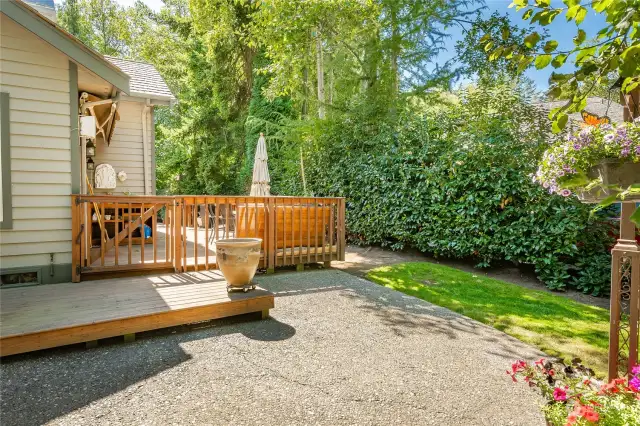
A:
366;262;610;376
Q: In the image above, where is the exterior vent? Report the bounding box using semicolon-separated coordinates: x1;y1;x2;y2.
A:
1;270;40;287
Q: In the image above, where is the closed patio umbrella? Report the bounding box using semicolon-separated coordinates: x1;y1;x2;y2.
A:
250;133;271;196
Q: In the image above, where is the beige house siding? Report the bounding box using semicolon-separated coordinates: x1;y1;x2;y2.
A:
93;99;154;195
0;14;72;270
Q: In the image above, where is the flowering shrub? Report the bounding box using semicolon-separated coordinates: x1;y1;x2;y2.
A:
509;358;640;425
534;119;640;199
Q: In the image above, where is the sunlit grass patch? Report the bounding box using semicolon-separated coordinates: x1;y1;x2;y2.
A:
366;262;610;376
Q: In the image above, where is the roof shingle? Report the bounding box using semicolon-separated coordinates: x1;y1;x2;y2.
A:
537;96;624;124
104;56;175;101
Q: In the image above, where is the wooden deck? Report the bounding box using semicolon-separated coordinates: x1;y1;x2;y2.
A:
0;271;274;357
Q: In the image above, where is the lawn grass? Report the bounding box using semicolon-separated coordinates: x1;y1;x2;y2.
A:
366;262;611;376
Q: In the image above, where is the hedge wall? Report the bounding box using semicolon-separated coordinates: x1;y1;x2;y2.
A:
300;84;614;295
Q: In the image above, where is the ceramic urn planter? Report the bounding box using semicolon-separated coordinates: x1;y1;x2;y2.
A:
215;238;262;292
580;160;640;202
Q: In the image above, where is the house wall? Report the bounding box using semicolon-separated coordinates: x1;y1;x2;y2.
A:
93;99;154;195
0;14;73;282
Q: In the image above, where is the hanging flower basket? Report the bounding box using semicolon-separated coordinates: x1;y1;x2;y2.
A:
580;160;640;202
534;118;640;216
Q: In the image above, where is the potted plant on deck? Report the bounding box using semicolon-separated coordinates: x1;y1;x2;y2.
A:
533;118;640;223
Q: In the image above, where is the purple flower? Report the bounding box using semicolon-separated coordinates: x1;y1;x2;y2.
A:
601;124;613;131
561;189;572;197
632;365;640;375
573;143;582;150
622;147;631;157
604;134;615;143
636;146;640;156
630;376;640;392
543;182;550;189
558;170;565;177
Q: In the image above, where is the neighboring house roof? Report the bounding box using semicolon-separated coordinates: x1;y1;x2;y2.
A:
105;56;175;101
1;0;130;93
537;96;624;124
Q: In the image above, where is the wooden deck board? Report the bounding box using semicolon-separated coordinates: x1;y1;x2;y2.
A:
0;271;274;356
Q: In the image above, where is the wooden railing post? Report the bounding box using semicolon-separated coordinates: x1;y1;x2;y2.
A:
338;198;346;261
267;197;276;272
174;197;183;273
609;201;640;380
71;195;81;282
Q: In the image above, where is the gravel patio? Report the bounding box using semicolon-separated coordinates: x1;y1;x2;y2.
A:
1;269;545;425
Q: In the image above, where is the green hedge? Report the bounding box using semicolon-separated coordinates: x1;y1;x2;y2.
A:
299;83;614;295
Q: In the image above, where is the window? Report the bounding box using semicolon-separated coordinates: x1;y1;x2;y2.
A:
0;91;11;229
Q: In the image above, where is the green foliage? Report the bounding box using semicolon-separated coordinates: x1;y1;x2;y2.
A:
478;0;640;131
298;80;614;294
240;66;297;194
367;262;611;375
254;0;483;115
456;12;548;79
56;0;133;56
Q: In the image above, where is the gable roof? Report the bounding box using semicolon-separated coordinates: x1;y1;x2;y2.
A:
104;56;175;101
537;96;624;124
0;0;130;93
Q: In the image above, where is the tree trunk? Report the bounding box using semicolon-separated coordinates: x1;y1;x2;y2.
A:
241;46;255;109
315;28;325;119
390;7;400;95
302;66;309;117
328;63;334;106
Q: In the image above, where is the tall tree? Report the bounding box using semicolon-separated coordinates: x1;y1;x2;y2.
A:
57;0;92;41
189;0;259;117
57;0;132;57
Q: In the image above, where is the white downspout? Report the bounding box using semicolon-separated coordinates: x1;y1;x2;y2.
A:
141;100;151;195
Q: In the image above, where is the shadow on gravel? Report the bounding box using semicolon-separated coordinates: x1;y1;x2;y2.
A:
0;312;296;426
260;269;540;365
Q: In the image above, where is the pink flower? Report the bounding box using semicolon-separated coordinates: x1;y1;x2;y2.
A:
553;386;567;401
511;360;527;374
566;403;599;425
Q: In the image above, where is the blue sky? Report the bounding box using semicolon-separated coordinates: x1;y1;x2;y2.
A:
53;0;606;89
465;1;607;88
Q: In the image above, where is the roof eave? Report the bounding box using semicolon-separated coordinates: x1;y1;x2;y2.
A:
129;91;176;101
1;0;130;94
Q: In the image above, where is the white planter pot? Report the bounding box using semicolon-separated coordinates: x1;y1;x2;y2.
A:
215;238;262;288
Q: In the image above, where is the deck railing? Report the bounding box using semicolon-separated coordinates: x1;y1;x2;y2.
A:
71;195;345;281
